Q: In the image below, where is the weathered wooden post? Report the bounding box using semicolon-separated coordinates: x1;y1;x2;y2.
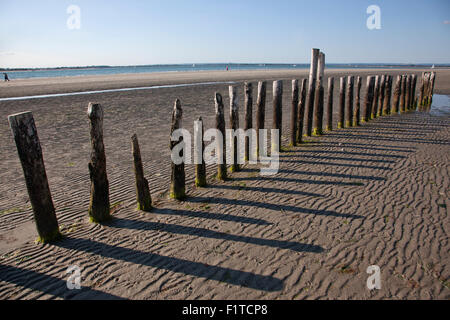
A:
169;99;186;200
425;72;433;108
428;72;436;107
87;103;111;223
305;48;320;136
382;76;392;116
371;75;380;119
400;75;407;113
326;77;334;131
296;79;307;143
313;52;325;136
131;134;152;211
345;76;354;128
418;73;425;110
244;82;253;161
376;75;386;117
338;76;346;128
392;75;401;114
229;85;240;172
8;112;61;243
362;76;375;123
255;81;266;158
194;117;206;187
405;75;411;111
215;93;227;180
290;79;299;146
272;80;283;148
354;76;362;126
411;74;417;110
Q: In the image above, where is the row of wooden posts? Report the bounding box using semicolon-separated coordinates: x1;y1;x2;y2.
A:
7;50;437;243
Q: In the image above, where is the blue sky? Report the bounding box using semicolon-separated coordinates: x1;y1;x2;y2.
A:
0;0;449;68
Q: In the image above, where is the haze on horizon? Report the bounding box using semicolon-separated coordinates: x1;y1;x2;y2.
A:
0;0;449;69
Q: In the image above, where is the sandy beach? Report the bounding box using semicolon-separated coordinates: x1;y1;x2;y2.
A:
0;68;448;300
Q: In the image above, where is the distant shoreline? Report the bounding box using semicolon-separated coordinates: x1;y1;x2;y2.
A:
2;63;450;81
2;67;450;99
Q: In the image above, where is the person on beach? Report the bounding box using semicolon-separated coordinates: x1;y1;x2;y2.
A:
4;73;10;82
226;66;229;71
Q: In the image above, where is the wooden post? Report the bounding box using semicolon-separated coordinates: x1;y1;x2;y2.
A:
313;52;325;136
345;76;354;128
215;93;227;180
382;76;392;116
290;79;299;146
399;75;407;113
87;103;111;223
405;75;411;111
255;81;266;158
296;79;307;143
338;76;346;128
229;86;240;172
272;80;283;148
371;75;380;119
411;74;417;110
131;134;152;211
326;77;334;131
392;75;402;114
169;99;186;200
377;75;386;117
354;76;362;126
418;73;425;109
305;48;320;136
362;76;375;123
8;112;61;243
194;117;206;187
429;72;436;107
244;82;253;161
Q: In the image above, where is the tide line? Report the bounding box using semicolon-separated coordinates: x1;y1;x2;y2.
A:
0;81;237;102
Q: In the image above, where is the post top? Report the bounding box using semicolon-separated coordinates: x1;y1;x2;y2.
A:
8;111;33;127
8;111;32;119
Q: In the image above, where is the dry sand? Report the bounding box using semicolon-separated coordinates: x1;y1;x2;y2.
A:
0;69;448;299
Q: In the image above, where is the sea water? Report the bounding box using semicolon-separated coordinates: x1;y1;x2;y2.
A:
429;94;450;116
1;63;441;80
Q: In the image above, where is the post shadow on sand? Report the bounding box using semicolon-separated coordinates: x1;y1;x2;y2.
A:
324;132;449;146
54;237;284;292
109;218;324;254
347;124;440;133
208;184;323;197
239;167;387;181
281;158;392;171
342;126;440;135
0;264;125;300
219;176;365;187
185;197;364;220
305;142;416;153
279;153;397;164
151;207;271;226
279;149;407;159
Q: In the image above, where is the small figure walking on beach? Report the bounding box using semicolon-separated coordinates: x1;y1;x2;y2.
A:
226;66;229;71
4;73;10;82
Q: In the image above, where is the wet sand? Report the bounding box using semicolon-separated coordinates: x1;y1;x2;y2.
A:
0;69;449;299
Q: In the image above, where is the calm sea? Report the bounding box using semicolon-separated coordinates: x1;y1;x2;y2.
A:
1;63;441;80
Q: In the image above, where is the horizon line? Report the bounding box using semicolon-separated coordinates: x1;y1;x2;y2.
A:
2;62;449;71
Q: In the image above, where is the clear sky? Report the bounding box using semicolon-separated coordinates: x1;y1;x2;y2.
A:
0;0;449;68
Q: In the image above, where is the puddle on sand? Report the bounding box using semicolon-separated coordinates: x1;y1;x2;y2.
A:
428;94;450;116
